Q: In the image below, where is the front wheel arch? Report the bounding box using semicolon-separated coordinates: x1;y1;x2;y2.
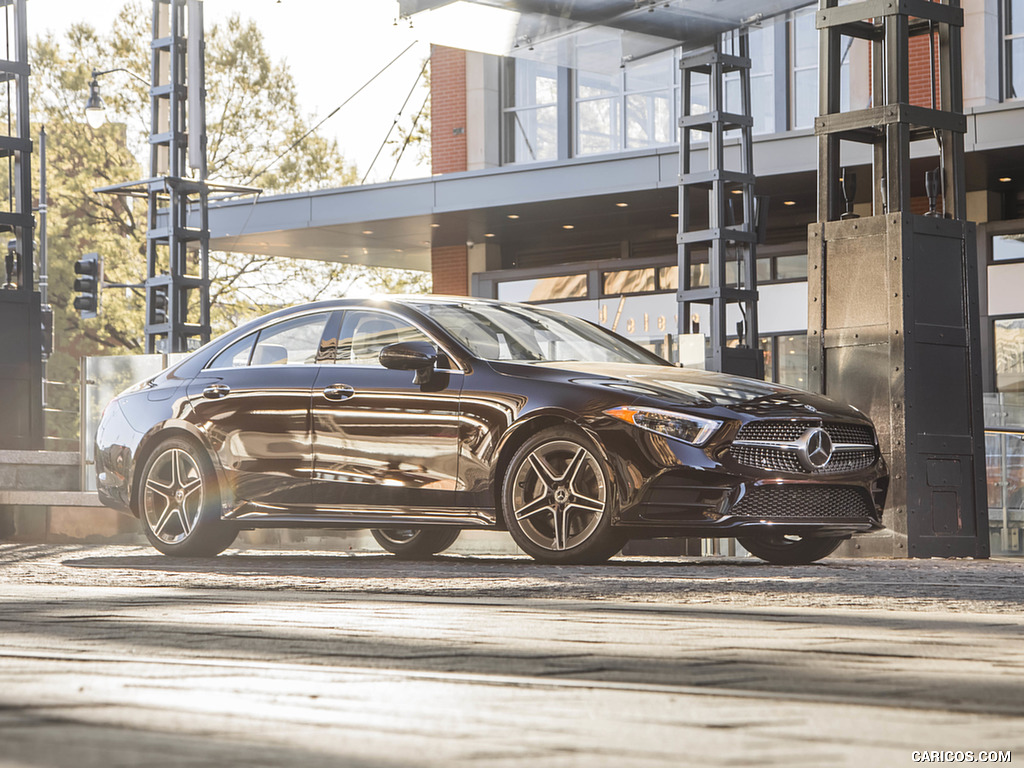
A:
500;425;627;564
491;412;623;530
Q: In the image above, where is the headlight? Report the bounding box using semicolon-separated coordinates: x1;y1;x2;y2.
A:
604;406;721;446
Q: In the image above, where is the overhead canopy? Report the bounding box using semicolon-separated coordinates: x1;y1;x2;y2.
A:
399;0;815;72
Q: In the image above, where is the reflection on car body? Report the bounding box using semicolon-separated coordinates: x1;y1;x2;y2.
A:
95;296;888;565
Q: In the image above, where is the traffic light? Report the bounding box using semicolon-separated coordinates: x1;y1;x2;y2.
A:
40;304;53;357
148;277;169;326
73;252;102;319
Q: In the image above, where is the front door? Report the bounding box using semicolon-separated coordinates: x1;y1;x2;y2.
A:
311;308;463;512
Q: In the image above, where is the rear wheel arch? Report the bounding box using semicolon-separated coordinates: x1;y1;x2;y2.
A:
131;426;223;517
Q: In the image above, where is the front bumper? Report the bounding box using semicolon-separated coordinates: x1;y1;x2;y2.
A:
609;426;888;535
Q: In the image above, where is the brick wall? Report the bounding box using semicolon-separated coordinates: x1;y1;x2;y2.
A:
430;44;467;175
908;33;941;107
430;46;469;295
431;245;469;296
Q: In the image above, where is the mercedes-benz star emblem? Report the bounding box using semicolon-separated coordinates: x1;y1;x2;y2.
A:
796;427;833;471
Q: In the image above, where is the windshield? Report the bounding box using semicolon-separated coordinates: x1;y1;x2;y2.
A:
414;302;671;366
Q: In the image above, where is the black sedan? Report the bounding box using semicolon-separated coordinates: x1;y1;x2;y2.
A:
95;296;888;565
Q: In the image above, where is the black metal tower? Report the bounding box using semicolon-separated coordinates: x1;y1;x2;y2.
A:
809;0;987;558
0;0;41;450
677;32;763;378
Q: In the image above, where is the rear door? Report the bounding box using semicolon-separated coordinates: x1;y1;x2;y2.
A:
186;311;335;508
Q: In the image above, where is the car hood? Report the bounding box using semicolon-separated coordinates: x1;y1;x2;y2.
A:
516;361;865;420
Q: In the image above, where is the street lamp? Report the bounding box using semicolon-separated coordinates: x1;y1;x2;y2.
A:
83;67;151;128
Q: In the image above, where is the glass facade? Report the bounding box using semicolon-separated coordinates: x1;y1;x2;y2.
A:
1006;0;1024;100
722;21;776;135
502;4;861;164
575;50;677;156
503;59;559;163
995;317;1024;393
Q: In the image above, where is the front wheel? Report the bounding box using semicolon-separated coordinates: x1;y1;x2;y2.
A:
138;436;237;557
370;527;461;559
501;427;626;565
738;532;845;565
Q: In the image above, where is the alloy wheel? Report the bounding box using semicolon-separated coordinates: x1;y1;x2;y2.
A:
143;447;204;545
510;439;607;552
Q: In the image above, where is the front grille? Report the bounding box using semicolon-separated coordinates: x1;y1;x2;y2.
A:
731;486;874;519
735;420;875;446
729;445;876;475
730;419;877;475
826;423;876;445
730;445;803;474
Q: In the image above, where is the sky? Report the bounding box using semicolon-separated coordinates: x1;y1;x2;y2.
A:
35;0;434;184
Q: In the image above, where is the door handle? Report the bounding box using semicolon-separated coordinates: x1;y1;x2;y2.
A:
323;383;355;401
202;384;230;399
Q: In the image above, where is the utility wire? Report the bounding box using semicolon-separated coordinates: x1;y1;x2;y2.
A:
245;40;418;185
389;88;430;182
362;57;428;184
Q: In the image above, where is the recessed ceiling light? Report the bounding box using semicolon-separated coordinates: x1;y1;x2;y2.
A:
670;213;679;218
562;224;574;230
507;214;520;219
484;233;495;238
430;223;440;228
615;202;629;207
362;230;373;235
999;176;1013;183
730;189;743;195
783;200;797;206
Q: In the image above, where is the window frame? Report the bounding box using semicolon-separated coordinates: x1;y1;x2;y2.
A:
1004;0;1024;101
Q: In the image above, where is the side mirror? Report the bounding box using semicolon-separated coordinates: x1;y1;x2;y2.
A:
379;341;438;384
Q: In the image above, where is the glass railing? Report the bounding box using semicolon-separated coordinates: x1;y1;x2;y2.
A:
985;393;1024;557
81;353;189;491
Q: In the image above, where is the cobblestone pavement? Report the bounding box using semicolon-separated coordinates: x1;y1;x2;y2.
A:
0;544;1022;767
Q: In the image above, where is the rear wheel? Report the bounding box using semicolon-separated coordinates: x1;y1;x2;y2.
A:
138;436;237;557
501;427;626;565
370;527;461;559
738;532;845;565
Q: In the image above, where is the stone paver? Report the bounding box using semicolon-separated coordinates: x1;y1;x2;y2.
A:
0;544;1021;766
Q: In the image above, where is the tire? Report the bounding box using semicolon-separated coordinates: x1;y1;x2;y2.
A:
370;527;461;559
137;436;237;557
501;426;626;565
738;532;845;565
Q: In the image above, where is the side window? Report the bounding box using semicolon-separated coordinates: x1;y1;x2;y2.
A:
208;334;255;370
336;310;431;366
251;313;330;366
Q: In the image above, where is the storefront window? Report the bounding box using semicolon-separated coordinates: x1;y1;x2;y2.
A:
993;233;1024;262
497;274;588;303
775;254;808;280
995;317;1024;393
504;59;559;163
777;334;808;388
603;268;656;295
